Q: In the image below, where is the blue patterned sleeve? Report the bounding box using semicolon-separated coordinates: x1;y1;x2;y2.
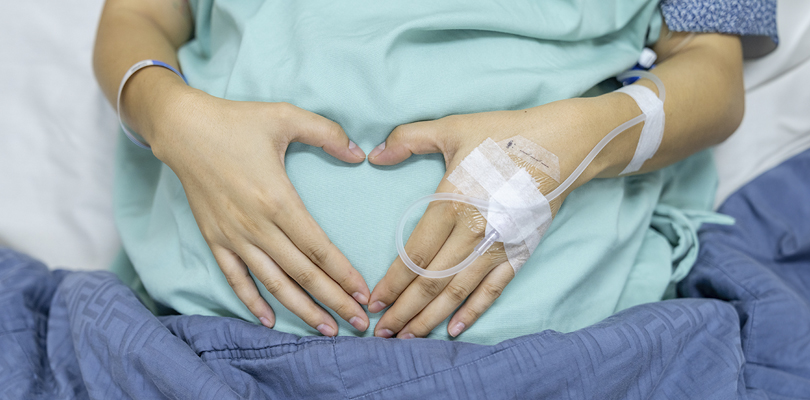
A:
660;0;778;58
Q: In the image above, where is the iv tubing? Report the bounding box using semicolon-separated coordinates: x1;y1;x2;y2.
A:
397;70;665;278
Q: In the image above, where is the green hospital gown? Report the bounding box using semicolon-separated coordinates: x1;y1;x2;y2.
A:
112;0;731;345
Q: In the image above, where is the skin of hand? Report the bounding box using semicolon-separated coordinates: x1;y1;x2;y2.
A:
365;101;599;339
155;88;372;336
95;0;371;337
365;29;744;339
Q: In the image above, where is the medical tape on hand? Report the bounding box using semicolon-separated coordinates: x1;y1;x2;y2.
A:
447;138;554;273
615;85;665;174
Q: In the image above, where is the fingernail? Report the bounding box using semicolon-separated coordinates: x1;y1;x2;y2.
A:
369;301;387;313
317;324;336;336
352;292;369;305
376;328;394;338
348;140;365;158
401;333;416;340
349;316;367;331
449;322;465;337
368;142;385;159
259;316;273;328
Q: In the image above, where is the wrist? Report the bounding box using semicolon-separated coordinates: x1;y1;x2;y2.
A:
522;92;645;199
579;92;645;180
523;96;637;194
119;66;194;153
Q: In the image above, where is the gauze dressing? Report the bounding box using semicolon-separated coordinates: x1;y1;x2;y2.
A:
397;70;665;278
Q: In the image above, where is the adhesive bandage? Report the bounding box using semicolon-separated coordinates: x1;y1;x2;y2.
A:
615;85;665;174
447;138;555;273
396;70;666;278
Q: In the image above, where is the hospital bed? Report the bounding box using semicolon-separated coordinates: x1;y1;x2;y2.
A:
1;1;809;399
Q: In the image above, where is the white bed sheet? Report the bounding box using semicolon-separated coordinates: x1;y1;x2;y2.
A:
713;0;810;207
0;0;808;271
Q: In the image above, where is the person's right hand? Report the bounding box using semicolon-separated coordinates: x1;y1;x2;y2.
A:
146;87;370;337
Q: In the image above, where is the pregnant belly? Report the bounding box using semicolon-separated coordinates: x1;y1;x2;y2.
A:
285;142;446;296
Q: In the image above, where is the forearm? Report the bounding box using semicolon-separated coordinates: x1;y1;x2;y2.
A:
594;32;744;179
93;0;194;145
550;32;744;190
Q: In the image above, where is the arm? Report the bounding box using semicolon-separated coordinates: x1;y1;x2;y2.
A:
589;28;743;179
93;0;371;336
365;28;744;339
93;0;192;141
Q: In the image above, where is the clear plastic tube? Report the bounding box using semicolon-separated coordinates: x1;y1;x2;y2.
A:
396;193;503;278
397;70;664;278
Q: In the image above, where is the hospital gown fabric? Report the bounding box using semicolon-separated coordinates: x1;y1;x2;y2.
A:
3;147;810;399
110;0;735;344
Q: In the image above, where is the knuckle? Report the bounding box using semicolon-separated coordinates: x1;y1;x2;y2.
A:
259;192;294;223
388;312;411;328
337;267;360;288
444;284;469;304
224;274;241;289
274;102;295;119
463;307;483;322
223;269;250;289
305;243;333;267
378;284;402;303
322;120;344;140
273;103;298;134
389;124;406;140
260;277;285;294
294;268;319;289
408;252;430;270
410;318;433;336
247;296;267;313
480;282;504;300
329;301;354;318
212;220;238;243
257;191;283;213
417;278;444;298
234;211;261;237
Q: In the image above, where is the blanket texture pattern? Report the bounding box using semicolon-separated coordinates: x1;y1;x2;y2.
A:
2;148;809;399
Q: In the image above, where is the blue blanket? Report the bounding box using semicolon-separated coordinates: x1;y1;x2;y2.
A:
2;149;809;400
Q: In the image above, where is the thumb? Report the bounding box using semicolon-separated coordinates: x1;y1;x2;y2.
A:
368;120;448;165
287;105;366;163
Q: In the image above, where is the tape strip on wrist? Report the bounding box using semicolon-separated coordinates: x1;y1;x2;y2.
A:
615;84;665;174
447;137;555;273
116;60;188;150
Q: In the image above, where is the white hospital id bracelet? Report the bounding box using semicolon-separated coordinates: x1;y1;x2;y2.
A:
116;60;189;150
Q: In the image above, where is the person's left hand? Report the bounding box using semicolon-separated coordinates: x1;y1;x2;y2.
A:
365;100;603;339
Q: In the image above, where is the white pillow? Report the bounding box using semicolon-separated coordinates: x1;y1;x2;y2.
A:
0;0;120;271
714;0;810;207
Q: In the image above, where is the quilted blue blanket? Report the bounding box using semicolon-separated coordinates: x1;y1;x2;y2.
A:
2;149;809;399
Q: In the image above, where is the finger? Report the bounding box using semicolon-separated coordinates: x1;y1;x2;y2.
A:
257;225;370;332
211;245;276;328
447;261;515;338
368;120;447;165
273;201;370;306
367;200;456;314
397;252;497;338
282;103;366;163
374;226;482;337
238;244;340;336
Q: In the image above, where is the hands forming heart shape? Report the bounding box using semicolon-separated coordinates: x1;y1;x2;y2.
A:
149;85;607;339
